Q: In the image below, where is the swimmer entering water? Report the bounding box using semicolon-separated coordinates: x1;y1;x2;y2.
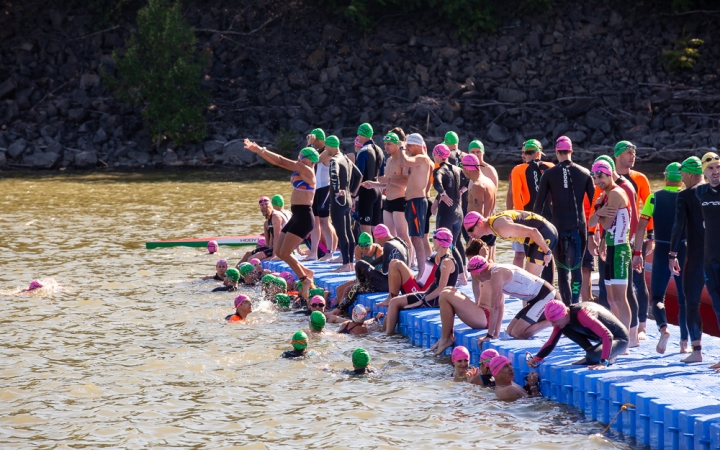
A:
225;295;253;322
203;260;227;281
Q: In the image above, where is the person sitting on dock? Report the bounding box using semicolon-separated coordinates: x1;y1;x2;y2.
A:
468;348;499;387
491;356;540;401
225;294;253;322
203;259;227;281
529;300;629;370
213;268;240;292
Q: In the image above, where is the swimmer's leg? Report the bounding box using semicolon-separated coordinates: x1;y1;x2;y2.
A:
385;295;410;336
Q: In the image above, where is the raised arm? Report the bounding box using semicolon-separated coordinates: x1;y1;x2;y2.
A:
244;139;303;173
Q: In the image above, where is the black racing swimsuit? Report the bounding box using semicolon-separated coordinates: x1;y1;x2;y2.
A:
697;183;720;321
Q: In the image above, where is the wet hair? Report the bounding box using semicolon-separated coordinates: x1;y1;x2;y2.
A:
388;127;406;142
465;239;488;258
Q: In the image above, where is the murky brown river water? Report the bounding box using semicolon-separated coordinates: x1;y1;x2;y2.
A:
0;167;664;448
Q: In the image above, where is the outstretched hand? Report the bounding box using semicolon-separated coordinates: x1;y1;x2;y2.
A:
244;139;261;153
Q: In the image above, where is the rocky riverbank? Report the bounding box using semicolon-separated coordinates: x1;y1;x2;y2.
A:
0;0;718;170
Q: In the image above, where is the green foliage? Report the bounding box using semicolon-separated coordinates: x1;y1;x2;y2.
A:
662;35;704;72
102;0;210;146
275;129;297;158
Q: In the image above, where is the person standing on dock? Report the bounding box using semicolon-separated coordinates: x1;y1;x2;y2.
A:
669;156;706;363
632;162;688;354
243;139;318;299
354;123;385;235
461;153;497;262
307;128;337;262
432;143;466;283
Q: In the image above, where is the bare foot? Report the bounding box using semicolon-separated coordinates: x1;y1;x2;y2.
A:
330;256;343;263
656;331;670;354
433;336;455;356
319;253;334;262
682;351;703;363
709;361;720;370
303;255;318;261
333;263;354;273
628;340;640;348
679;341;690;354
638;330;647;341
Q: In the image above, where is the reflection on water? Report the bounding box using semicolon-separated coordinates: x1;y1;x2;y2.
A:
0;170;649;448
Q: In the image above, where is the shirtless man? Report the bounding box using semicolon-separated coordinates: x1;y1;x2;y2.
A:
491;356;540;401
398;133;434;279
467;139;499;187
462;153;497;261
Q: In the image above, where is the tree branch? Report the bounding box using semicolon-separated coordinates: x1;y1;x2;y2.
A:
66;25;120;42
31;81;69;111
195;16;279;36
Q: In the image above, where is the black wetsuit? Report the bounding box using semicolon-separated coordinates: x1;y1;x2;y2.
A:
330;152;356;265
534;160;594;304
213;285;238;292
433;162;466;272
696;183;720;327
670;183;706;343
213;274;223;281
356;141;385;226
536;302;629;365
345;367;374;375
479;373;495;387
281;349;306;358
355;237;410;294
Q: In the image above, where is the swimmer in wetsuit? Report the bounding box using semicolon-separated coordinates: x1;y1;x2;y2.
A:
533;136;594;305
354;123;385;234
346;348;374;375
203;260;228;281
468;348;498;387
529;300;629;369
213;268;240;292
225;294;253;322
281;330;309;358
309;310;327;333
669;156;706;363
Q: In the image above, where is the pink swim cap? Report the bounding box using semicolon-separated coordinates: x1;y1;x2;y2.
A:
207;240;218;252
354;136;362;147
216;259;227;267
480;349;499;365
433;227;454;248
249;258;261;266
451;346;470;362
279;271;295;285
463;211;484;230
468;255;489;274
461;153;480;169
591;161;613;177
27;280;44;291
234;294;249;308
310;295;325;305
259;196;270;204
544;300;568;322
433;143;451;159
257;237;266;247
556;136;572;151
489;355;511;377
373;224;391;239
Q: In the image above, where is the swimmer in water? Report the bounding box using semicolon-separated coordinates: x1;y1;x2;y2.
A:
225;294;253;322
282;330;309;358
337;304;385;335
19;280;45;293
274;293;292;309
468;349;498;387
238;263;259;285
346;348;374;375
213;268;239;292
266;276;287;297
207;240;219;254
450;346;471;382
203;260;228;281
309;310;326;333
490;356;540;401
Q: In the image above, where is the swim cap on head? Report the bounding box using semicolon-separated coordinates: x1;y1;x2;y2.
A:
238;262;254;277
433;227;454;248
354;136;362;147
681;156;703;175
295;279;303;291
468;255;489;274
275;293;291;308
352;348;371;368
352;304;368;323
225;268;240;282
279;271;295;286
234;294;249;308
310;294;325;306
451;346;470;362
257;237;266;247
271;194;284;207
249;258;261;266
480;349;499;365
433;144;451;159
357;123;374;138
665;162;683;182
27;280;43;291
300;147;320;163
258;196;270;204
384;132;399;145
207;240;218;252
702;152;720;173
523;139;542;152
594;155;616;172
216;259;228;267
556;136;572;151
489;356;511;377
309;288;324;297
270;276;287;289
443;131;459;146
591;161;613;177
311;128;326;141
358;232;373;247
324;135;340;148
406;133;425;147
614;140;636;157
544;300;568;322
261;274;274;286
463;211;484;230
461;153;480;169
310;310;326;331
373;224;391;239
468;140;485;154
292;330;308;350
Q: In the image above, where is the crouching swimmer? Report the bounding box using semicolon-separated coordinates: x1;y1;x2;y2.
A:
529;300;629;369
490;356;540;401
282;331;309;358
225;295;252;322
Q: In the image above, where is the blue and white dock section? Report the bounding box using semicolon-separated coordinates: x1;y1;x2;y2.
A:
264;258;720;450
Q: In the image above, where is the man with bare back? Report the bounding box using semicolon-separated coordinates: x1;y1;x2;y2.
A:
462;153;497;261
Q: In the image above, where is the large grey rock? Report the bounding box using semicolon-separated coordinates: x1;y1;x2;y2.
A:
322;24;344;42
562;98;595;119
74;151;98;168
68;108;87;122
93;128;109;144
0;151;5;166
128;150;151;165
79;73;101;90
498;88;528;103
27;151;60;168
487;123;510;143
288;71;309;89
8;138;28;158
0;79;17;99
566;130;587;144
204;140;224;155
306;49;325;70
162;150;181;166
585;111;612;133
223;140;256;165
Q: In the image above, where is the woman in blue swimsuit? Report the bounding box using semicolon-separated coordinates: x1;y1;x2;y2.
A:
244;139;319;297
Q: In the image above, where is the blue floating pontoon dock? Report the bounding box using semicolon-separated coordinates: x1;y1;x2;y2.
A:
263;258;720;450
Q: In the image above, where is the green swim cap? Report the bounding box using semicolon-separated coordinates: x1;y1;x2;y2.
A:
311;128;326;141
468;140;485;154
225;268;240;282
300;147;320;163
352;348;370;368
681;156;703;175
357;123;373;138
261;274;274;286
271;194;284;207
383;132;399;145
523;139;542;152
270;276;287;289
238;262;254;277
325;135;340;148
275;293;291;308
443;131;459;145
358;232;373;247
614;140;637;157
594;155;616;172
309;287;324;298
310;310;326;331
292;330;308;350
665;162;683;182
